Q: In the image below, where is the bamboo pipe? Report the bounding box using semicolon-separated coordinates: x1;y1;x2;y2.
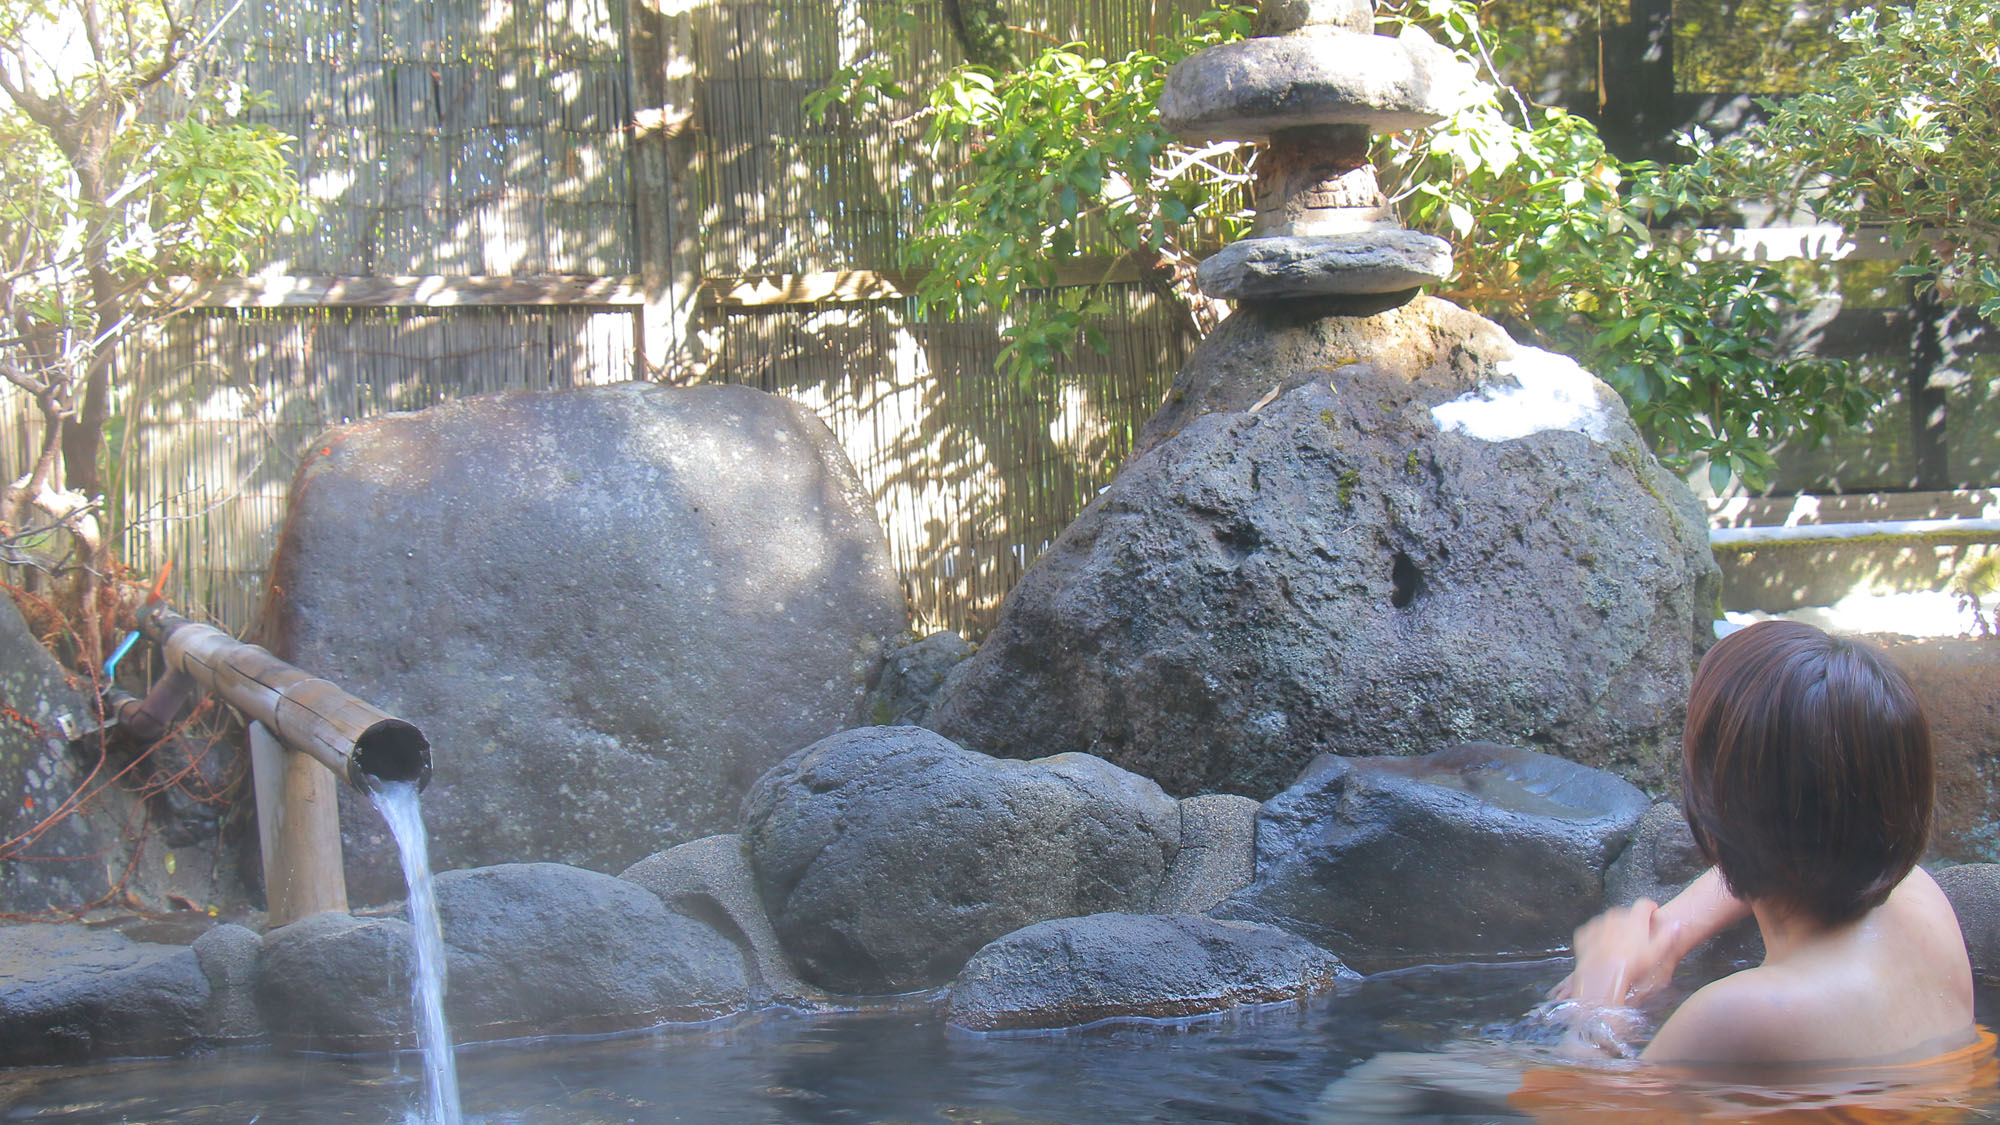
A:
136;603;431;793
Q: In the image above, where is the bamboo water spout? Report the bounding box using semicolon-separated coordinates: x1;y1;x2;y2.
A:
136;603;431;792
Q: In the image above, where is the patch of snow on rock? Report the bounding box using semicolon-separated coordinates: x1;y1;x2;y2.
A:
1430;347;1616;443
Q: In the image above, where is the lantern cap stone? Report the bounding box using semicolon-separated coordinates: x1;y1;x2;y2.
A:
1159;27;1450;143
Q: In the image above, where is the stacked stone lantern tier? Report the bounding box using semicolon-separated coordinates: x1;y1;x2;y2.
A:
1158;0;1455;301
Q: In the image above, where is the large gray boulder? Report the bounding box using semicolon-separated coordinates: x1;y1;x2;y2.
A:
256;863;751;1050
926;298;1719;799
742;726;1181;995
0;599;102;914
260;383;908;902
946;912;1355;1031
0;923;210;1064
1216;743;1650;960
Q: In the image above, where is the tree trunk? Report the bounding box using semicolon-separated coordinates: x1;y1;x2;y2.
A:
60;153;120;499
1906;281;1954;490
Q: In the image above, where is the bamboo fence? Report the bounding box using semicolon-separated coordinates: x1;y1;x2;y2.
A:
0;0;1210;639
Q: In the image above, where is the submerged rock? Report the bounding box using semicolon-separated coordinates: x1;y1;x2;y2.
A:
261;383;908;903
947;912;1355;1031
1216;743;1649;960
742;726;1181;995
0;924;210;1064
925;298;1719;799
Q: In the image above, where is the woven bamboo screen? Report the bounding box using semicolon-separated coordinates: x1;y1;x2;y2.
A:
1;0;1207;640
224;0;635;275
105;308;637;630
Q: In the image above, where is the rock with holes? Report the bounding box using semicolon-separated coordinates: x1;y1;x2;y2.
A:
925;297;1719;798
261;383;908;903
1215;743;1650;959
741;725;1181;995
945;912;1355;1031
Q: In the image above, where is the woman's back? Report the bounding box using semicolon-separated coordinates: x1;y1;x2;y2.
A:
1644;867;1975;1067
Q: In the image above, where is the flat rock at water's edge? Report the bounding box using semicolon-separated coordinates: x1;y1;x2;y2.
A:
1215;743;1649;960
946;912;1355;1031
925;298;1719;799
742;726;1181;995
255;863;751;1050
432;862;749;1039
260;383;908;904
0;924;210;1064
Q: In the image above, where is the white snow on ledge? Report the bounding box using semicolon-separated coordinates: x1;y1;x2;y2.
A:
1720;592;1989;640
1430;347;1617;444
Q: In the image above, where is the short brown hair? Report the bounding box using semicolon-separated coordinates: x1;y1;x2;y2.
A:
1681;620;1933;926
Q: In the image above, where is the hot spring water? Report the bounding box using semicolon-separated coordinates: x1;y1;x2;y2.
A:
368;781;462;1125
8;957;1998;1121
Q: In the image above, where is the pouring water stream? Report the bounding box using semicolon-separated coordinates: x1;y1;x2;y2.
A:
369;780;463;1125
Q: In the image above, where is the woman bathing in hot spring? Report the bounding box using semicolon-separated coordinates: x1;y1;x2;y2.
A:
1550;619;1976;1069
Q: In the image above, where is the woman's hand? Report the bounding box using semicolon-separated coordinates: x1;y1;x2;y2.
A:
1550;898;1687;1007
1551;868;1750;1007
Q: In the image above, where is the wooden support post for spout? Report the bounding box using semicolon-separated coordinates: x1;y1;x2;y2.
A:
249;721;349;926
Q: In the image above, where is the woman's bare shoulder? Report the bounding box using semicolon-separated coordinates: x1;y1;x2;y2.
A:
1640;970;1796;1066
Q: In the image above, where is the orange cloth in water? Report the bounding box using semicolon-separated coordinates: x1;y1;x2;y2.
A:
1509;1027;2000;1124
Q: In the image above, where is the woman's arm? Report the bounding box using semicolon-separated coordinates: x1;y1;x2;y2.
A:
1554;868;1750;1007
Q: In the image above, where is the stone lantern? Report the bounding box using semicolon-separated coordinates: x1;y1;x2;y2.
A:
1158;0;1455;301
